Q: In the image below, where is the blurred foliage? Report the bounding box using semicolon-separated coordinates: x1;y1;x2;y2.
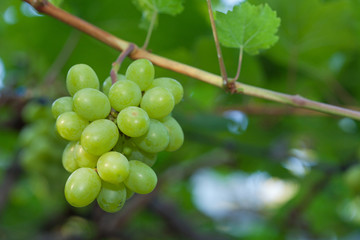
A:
1;0;360;239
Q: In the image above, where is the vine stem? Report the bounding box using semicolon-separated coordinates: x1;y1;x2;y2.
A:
110;43;135;84
142;11;158;50
22;0;360;121
206;0;229;89
232;46;243;83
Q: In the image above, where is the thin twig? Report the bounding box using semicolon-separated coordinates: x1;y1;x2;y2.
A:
232;46;243;82
110;43;135;84
206;0;229;90
43;30;80;86
142;11;157;50
21;0;360;121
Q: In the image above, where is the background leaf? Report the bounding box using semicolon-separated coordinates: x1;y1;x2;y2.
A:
216;2;281;55
132;0;184;28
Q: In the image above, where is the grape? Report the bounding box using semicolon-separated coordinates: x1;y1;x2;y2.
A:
102;74;126;95
51;96;73;118
108;80;142;111
124;160;157;194
20;148;46;173
62;141;79;173
344;165;360;193
125;59;154;91
22;100;52;123
125;186;134;200
66;64;99;96
74;142;99;168
73;88;111;121
81;119;119;156
161;116;184;152
117;107;150;137
133;119;169;153
126;145;157;167
112;134;125;153
18;124;41;147
56;112;88;141
97;151;130;184
64;168;101;207
97;182;126;213
150;78;183;104
140;87;175;119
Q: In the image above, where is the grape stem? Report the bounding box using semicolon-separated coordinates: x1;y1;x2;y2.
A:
142;11;158;50
231;46;243;84
22;0;360;121
206;0;230;91
110;43;135;84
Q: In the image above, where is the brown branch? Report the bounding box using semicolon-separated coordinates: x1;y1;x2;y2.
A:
22;0;360;121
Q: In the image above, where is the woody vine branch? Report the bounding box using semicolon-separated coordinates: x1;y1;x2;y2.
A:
23;0;360;121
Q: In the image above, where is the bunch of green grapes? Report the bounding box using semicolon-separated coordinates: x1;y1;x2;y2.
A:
53;59;184;213
19;100;66;180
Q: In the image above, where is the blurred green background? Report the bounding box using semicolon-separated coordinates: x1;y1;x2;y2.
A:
2;0;360;239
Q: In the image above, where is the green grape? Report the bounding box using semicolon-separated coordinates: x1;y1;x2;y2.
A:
97;181;126;213
81;119;119;156
74;142;99;168
344;164;360;193
113;136;134;156
97;151;130;184
18;125;39;147
117;106;150;137
112;134;125;152
123;145;132;156
125;186;134;200
161;116;184;152
19;118;56;147
22;101;52;123
56;112;88;141
64;168;101;207
108;80;142;111
149;77;183;104
125;59;154;91
133;119;169;153
20;148;46;173
62;141;79;172
102;74;126;95
51;96;73;118
126;144;157;167
73;88;111;121
29;137;56;159
66;64;100;96
140;87;175;119
124;160;157;194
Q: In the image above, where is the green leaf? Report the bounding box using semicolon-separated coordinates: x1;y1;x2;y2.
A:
216;2;280;55
132;0;184;28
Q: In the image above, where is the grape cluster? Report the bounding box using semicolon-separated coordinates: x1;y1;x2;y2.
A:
19;100;66;180
53;59;184;212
